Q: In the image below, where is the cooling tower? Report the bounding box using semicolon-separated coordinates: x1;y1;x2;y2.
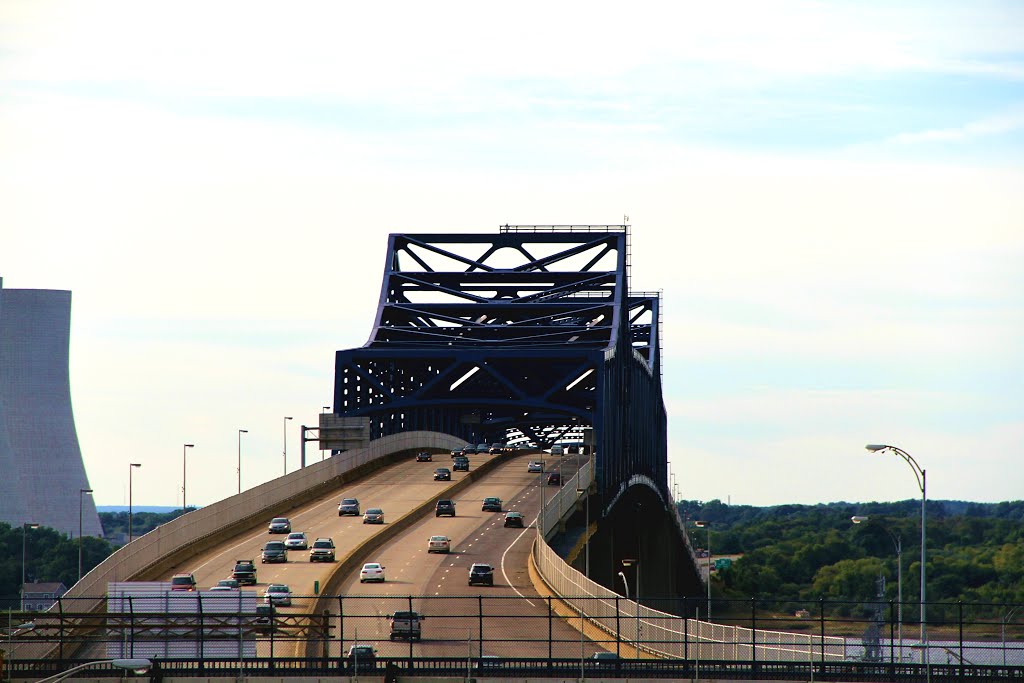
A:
0;279;102;538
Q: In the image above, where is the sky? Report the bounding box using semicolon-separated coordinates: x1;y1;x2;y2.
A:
1;1;1022;509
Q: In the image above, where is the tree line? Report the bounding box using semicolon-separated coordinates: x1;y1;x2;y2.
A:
680;498;1024;618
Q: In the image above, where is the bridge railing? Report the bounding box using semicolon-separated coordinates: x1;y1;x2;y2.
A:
532;473;848;662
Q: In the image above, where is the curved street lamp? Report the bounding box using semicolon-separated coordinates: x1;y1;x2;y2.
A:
128;463;141;543
694;521;712;622
237;429;248;494
182;443;195;511
866;443;927;662
283;416;293;476
852;515;903;661
37;658;152;683
78;489;93;582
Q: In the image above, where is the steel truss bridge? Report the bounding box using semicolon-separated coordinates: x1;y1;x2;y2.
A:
332;226;699;596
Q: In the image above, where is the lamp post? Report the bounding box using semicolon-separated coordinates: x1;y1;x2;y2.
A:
282;416;293;476
4;620;35;683
182;443;194;511
20;523;38;607
852;515;903;661
78;489;93;582
128;463;141;543
576;488;589;578
694;521;712;622
866;444;927;662
622;558;640;654
237;429;248;494
322;406;331;414
36;658;152;683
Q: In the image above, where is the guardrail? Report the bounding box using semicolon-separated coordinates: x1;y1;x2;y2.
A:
531;465;848;662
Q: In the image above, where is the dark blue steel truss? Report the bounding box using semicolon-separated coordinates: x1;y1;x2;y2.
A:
334;226;666;499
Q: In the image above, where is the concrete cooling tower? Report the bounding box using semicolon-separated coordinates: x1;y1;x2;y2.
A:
0;279;102;538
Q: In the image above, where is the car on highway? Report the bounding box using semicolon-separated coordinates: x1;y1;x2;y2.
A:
208;584;236;592
216;579;240;589
547;471;562;486
268;517;291;533
263;583;292;606
389;610;424;641
450;448;464;459
482;497;502;512
435;499;456;517
416;451;432;462
433;467;451;481
362;508;384;524
488;443;505;454
462;445;478;455
309;537;336;562
284;531;309;550
452;456;469;472
503;511;524;528
427;535;451;553
261;540;288;563
528;461;543;473
232;559;257;585
468;563;494;587
338;498;360;516
347;644;377;673
169;573;196;591
476;443;489;454
254;604;276;633
359;562;386;583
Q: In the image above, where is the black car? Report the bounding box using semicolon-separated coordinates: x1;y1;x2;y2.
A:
433;467;451;481
232;559;257;585
261;541;288;564
416;451;432;462
462;446;478;455
347;645;376;674
503;511;524;528
452;457;469;472
468;563;494;586
547;471;561;486
482;497;502;512
435;499;456;517
254;604;276;633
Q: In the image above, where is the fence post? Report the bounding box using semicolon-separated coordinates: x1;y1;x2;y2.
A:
408;594;415;670
57;597;64;660
616;595;622;659
198;592;205;671
958;601;964;680
682;596;688;662
128;595;135;659
750;597;757;667
889;599;895;666
547;596;553;672
819;598;826;668
338;595;345;673
478;595;484;660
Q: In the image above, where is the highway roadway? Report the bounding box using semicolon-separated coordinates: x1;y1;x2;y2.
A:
159;448;601;659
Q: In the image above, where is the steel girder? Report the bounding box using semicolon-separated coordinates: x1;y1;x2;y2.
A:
333;227;667;498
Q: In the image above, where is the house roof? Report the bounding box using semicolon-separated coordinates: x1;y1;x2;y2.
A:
22;582;68;594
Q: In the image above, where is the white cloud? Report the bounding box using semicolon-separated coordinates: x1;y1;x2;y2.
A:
889;108;1024;144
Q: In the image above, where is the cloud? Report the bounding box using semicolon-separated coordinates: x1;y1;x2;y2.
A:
888;107;1024;144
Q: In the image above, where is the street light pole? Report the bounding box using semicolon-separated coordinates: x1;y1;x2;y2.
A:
622;559;640;655
182;443;194;511
852;516;903;660
237;429;248;494
78;489;93;582
128;463;141;542
866;444;927;663
694;521;712;621
283;417;293;476
21;523;38;607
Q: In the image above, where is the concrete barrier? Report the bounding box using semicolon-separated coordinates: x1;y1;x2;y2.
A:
36;432;464;660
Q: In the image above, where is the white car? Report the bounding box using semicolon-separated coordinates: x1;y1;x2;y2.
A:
359;562;386;583
427;535;451;554
528;461;543;473
284;532;309;550
263;584;292;606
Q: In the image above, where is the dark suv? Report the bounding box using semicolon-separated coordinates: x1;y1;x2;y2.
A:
468;563;494;586
232;559;257;585
261;541;288;563
452;456;469;472
435;499;456;517
416;451;432;462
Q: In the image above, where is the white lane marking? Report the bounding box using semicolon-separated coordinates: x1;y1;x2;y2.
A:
499;513;539;606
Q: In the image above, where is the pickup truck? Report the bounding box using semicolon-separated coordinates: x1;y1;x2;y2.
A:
389;610;424;641
232;559;257;586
